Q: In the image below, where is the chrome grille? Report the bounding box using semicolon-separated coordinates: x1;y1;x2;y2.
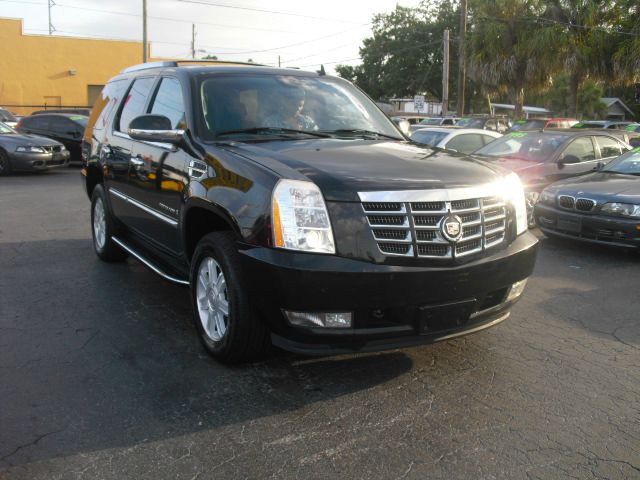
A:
362;195;508;259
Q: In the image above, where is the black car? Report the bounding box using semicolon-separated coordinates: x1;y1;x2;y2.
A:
535;147;640;249
82;60;538;363
0;121;70;175
16;113;88;162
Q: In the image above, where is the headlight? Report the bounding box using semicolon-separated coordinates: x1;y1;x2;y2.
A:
271;179;335;253
16;145;45;153
600;202;640;218
502;173;527;235
538;189;555;205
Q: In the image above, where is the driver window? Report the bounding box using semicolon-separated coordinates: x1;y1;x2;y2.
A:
560;137;596;162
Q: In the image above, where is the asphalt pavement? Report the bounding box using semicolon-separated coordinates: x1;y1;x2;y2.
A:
1;169;639;479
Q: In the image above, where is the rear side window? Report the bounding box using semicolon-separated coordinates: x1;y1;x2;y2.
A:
23;116;49;129
87;79;128;133
595;136;625;158
560;137;596;162
149;78;186;129
118;77;156;132
49;117;71;133
445;134;485;154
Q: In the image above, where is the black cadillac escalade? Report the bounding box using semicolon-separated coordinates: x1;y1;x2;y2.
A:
82;60;538;363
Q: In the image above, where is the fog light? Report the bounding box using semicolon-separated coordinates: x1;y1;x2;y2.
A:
284;310;352;328
506;279;528;302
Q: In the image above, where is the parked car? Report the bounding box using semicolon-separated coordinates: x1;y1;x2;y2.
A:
455;116;511;133
571;120;632;130
410;127;502;154
625;123;640;133
82;60;538;363
472;130;632;226
509;118;579;132
390;115;428;125
0;121;70;175
0;108;18;128
535;146;640;249
416;116;458;127
390;116;411;136
16;113;88;162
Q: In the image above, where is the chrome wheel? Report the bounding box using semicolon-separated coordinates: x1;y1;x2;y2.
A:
93;197;107;249
196;257;229;342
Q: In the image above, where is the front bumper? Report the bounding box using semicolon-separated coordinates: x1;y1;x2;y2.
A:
10;150;70;171
535;203;640;249
239;232;538;355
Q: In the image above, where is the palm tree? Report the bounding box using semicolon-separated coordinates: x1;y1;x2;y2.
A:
612;0;640;93
467;0;561;118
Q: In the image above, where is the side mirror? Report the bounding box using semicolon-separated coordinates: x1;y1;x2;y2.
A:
559;154;580;166
593;161;604;171
128;114;184;144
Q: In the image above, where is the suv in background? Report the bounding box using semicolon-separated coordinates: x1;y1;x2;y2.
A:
82;60;538;363
16;113;88;162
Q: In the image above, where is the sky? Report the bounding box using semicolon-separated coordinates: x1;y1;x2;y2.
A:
0;0;423;73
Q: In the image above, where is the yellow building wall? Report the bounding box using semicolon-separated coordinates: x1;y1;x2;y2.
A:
0;17;159;115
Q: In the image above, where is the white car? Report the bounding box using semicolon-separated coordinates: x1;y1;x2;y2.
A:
410;127;502;155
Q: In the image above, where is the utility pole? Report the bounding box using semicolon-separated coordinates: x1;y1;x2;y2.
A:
191;24;196;59
456;0;467;116
48;0;56;35
142;0;148;62
442;29;450;116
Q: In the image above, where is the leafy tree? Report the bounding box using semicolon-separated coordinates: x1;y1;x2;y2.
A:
467;0;562;118
612;0;640;115
336;1;459;101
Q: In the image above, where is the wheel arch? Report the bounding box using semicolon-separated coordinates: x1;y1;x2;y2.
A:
183;200;242;262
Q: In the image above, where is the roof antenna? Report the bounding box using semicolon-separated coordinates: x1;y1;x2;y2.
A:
317;64;326;76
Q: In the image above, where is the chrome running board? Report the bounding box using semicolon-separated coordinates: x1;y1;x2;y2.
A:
111;236;189;286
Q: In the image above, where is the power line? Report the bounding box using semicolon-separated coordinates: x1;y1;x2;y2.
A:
176;0;366;25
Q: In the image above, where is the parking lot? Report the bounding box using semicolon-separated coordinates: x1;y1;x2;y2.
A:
0;168;639;479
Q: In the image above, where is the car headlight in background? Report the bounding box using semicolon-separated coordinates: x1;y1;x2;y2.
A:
16;146;45;153
271;179;336;254
600;202;640;218
538;189;555;205
502;172;528;235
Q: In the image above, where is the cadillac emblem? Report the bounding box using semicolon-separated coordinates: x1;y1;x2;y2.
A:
441;215;463;242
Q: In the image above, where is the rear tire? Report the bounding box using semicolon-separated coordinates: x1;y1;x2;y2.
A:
190;231;268;363
0;149;12;176
91;184;128;262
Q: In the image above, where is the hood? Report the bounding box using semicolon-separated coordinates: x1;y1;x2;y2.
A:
220;139;507;201
544;172;640;203
0;133;62;148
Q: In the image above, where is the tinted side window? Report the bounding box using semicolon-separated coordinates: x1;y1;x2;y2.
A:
87;79;129;133
49;117;72;133
595;136;625;158
118;77;156;132
149;77;186;129
445;134;485;154
23;116;49;129
561;137;596;162
481;134;498;145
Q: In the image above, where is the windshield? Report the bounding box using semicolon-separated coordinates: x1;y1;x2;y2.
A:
70;115;88;128
509;119;545;131
474;131;569;161
0;109;17;123
418;118;443;126
0;122;15;134
604;147;640;175
456;118;485;128
411;130;448;146
197;74;402;140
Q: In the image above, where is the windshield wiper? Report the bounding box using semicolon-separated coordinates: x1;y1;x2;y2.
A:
321;129;402;140
216;127;330;138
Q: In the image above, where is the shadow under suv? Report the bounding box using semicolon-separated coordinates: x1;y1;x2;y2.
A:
82;60;538;363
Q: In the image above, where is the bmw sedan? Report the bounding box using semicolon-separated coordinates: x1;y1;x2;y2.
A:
0;122;70;175
534;147;640;249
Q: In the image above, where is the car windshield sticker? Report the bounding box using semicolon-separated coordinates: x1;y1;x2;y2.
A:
626;124;639;132
508;132;528;138
573;123;583;128
514;120;527;124
70;115;85;121
632;146;640;153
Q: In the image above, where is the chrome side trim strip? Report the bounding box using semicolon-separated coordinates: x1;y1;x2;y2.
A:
108;187;178;227
112;236;189;286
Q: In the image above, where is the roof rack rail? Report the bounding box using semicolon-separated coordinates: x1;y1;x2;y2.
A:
120;59;268;74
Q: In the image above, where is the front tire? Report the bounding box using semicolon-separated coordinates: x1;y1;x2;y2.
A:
91;184;128;262
0;149;12;176
190;232;268;363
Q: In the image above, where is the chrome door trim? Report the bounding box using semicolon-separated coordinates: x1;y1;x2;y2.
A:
108;187;178;227
113;130;174;150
